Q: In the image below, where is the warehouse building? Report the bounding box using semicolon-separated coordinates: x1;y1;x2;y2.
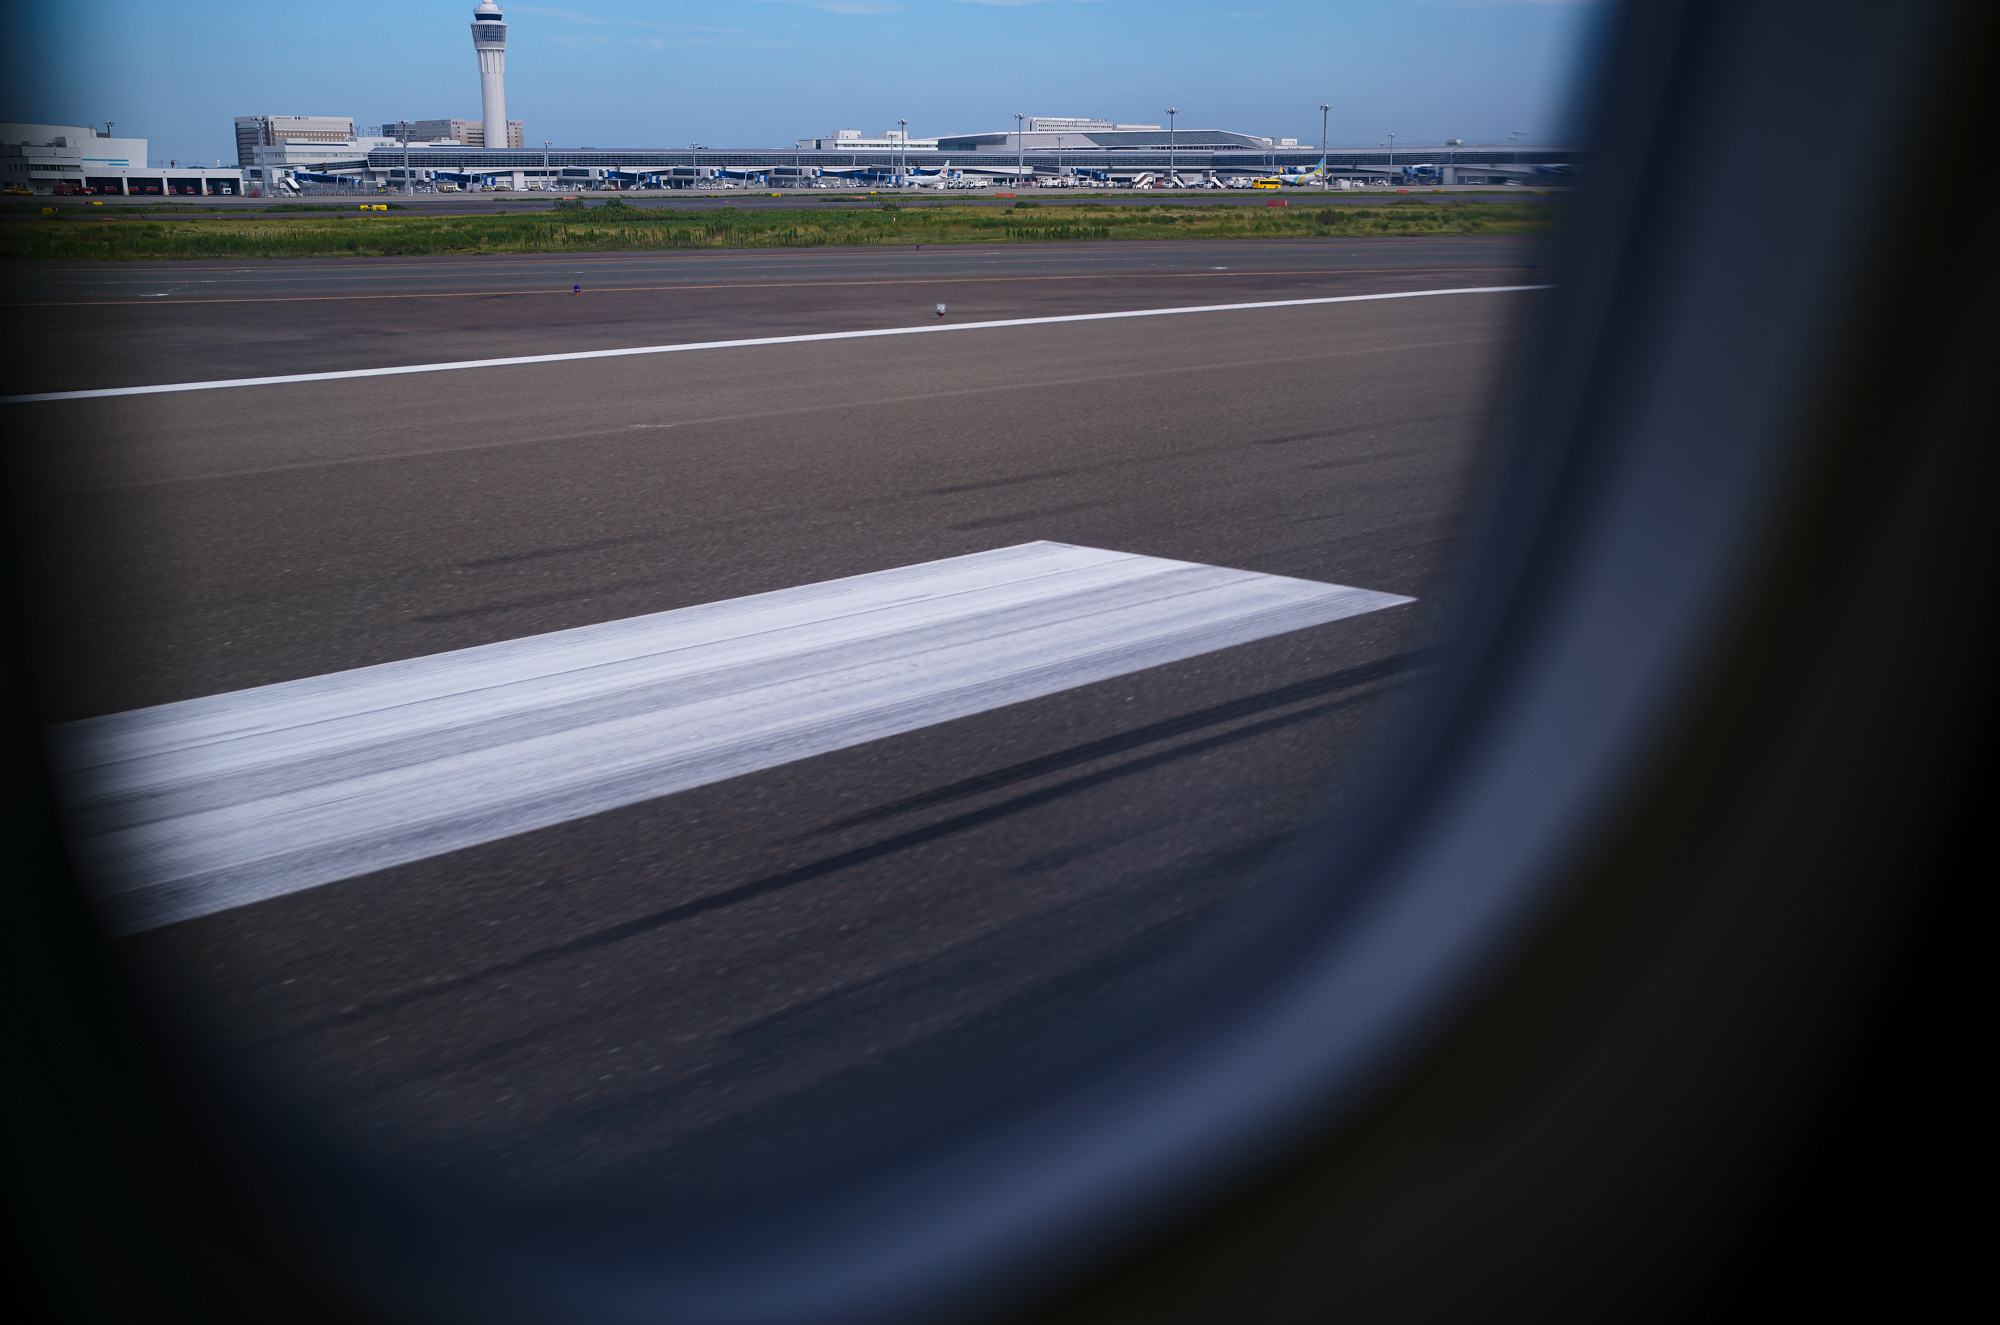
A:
2;121;242;196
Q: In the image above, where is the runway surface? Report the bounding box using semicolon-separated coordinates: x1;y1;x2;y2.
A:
4;236;1539;1213
59;543;1410;934
7;235;1544;391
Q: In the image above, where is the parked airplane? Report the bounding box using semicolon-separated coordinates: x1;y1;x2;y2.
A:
1241;157;1330;189
1282;156;1331;185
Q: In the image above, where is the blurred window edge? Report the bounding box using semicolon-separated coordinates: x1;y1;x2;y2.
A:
5;1;1996;1322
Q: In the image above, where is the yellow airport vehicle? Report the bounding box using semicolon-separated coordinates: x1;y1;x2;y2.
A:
1250;178;1281;189
4;184;32;196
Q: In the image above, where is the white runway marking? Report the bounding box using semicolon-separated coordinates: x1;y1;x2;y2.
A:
51;543;1411;935
3;285;1549;404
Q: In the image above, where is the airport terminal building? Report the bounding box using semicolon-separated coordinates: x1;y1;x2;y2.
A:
350;138;1574;190
6;112;1573;196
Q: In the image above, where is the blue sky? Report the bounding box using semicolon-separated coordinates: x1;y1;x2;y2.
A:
7;1;1604;165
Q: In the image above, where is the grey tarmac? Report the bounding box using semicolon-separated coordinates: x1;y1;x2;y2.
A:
7;235;1546;392
2;236;1541;1214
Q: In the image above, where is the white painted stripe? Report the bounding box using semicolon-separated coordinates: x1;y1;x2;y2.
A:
4;285;1549;404
52;542;1411;935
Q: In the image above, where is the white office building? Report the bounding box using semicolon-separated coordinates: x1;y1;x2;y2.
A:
234;115;356;166
383;118;525;149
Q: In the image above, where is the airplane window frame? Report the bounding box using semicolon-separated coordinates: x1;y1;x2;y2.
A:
4;0;1994;1321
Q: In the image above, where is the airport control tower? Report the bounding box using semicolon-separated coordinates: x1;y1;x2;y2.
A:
470;1;507;151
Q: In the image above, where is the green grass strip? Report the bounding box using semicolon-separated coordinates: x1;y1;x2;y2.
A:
0;199;1553;263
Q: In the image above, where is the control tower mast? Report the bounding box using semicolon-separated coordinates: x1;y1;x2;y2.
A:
471;1;508;150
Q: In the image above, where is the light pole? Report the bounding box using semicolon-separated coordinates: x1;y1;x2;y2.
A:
1320;102;1330;172
1015;113;1025;191
541;140;549;191
898;117;908;189
401;119;412;195
1166;107;1177;188
1387;131;1396;184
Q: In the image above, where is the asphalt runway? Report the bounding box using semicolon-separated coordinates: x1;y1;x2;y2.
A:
7;235;1545;393
3;238;1541;1215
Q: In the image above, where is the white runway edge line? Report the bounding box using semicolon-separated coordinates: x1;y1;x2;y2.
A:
51;542;1412;935
2;285;1550;404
